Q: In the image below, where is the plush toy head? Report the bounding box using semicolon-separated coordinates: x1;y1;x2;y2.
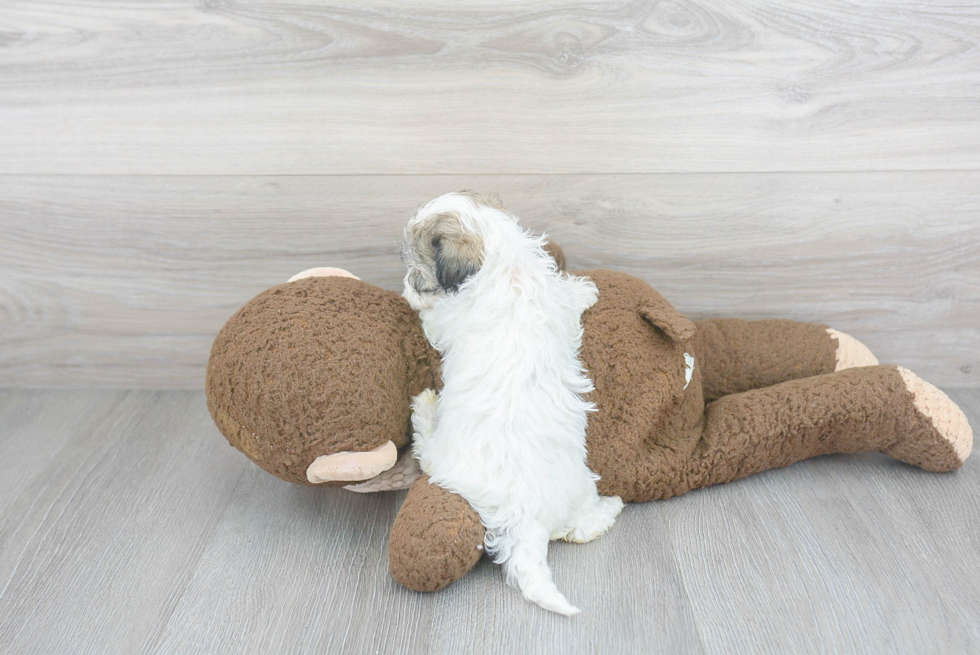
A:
205;273;440;488
206;244;567;489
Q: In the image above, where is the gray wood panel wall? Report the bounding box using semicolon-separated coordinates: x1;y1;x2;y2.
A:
1;1;978;388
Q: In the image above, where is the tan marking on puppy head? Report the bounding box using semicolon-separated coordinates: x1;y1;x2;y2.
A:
456;189;506;212
401;210;484;295
542;242;567;272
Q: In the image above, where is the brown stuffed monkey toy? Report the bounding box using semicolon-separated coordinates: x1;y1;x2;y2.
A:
205;246;973;593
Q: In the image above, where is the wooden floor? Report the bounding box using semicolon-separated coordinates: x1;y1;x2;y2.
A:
0;388;977;654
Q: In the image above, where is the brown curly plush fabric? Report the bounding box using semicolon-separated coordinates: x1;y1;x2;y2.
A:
389;476;485;592
696;366;964;482
206;267;971;593
693;319;838;402
574;269;706;502
576;270;965;501
206;275;440;486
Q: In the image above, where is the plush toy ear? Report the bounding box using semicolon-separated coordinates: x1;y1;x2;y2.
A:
640;300;697;343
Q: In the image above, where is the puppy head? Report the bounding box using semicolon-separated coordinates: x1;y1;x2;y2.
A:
400;193;490;311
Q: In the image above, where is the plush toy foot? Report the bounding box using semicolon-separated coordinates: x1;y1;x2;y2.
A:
553;495;625;544
883;367;973;471
827;328;879;371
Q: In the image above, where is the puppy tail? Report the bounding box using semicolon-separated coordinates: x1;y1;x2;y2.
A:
489;520;580;616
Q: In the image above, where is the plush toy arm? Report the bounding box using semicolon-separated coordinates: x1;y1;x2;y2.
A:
624;365;972;501
691;319;877;402
389;475;486;592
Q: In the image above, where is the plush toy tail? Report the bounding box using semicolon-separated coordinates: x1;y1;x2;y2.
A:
489;520;580;616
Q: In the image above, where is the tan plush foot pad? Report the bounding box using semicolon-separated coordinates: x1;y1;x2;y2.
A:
344;447;421;493
828;328;879;371
897;367;973;467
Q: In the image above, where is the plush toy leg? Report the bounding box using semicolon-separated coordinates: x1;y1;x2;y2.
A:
629;365;972;501
389;475;485;592
692;319;877;402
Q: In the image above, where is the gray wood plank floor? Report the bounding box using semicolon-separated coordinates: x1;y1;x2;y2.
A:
1;389;978;654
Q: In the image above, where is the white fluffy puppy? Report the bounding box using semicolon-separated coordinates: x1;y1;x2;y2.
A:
400;191;624;616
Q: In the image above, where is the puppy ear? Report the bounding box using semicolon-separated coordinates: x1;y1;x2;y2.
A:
542;241;567;272
456;189;506;212
434;234;481;292
483;193;506;211
428;212;483;293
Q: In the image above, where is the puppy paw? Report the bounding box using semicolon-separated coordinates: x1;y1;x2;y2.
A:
557;495;624;544
410;389;439;454
568;275;599;314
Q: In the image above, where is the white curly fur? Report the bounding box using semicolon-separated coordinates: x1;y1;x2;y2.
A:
402;192;623;616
